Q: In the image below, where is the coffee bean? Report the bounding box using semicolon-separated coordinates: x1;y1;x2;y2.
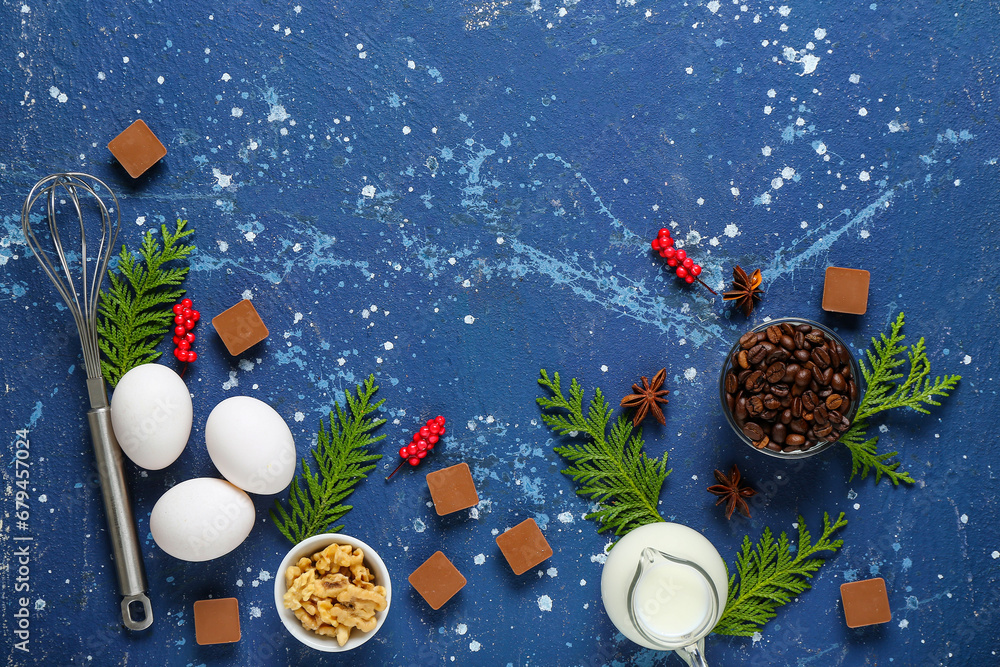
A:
735;396;748;420
794;349;811;363
828;410;842;423
791;397;803;418
811;364;827;384
766;325;783;344
766;362;786;383
737;369;751;385
805;330;825;345
794;331;806;350
760;409;778;421
737;350;750;369
748;344;768;365
771;383;790;398
766;347;790;364
835;343;849;365
786;433;806;446
848;380;858;402
771;423;787;444
726;393;735;412
796;323;812;333
825;394;844;410
745;370;765;392
754;435;770;449
739;332;757;349
747;396;764;416
764;395;781;410
818;387;833;398
814;423;833;438
794;368;811;387
725;372;738;394
780;409;793;424
780;334;795;351
790;419;808;434
812;347;831;369
841;364;853;378
814;405;828;425
766;441;782;452
780;322;795;336
802;411;814;422
783;363;800;383
802;390;819;412
742;422;764;441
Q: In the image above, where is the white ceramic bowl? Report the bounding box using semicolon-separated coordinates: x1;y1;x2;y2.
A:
273;533;392;652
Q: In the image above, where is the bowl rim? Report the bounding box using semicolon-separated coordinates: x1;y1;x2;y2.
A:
273;532;392;652
718;317;864;459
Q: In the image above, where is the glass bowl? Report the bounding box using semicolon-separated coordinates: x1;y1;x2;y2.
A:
718;318;863;459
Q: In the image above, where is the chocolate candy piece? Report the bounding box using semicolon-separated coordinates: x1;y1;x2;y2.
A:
840;577;892;628
496;518;553;575
426;463;479;516
408;551;467;610
107;119;167;178
193;598;241;645
212;299;269;356
822;267;871;315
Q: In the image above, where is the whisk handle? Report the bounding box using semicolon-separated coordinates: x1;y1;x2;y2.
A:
87;406;153;631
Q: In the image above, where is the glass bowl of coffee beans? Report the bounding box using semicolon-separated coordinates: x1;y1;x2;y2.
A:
719;318;862;458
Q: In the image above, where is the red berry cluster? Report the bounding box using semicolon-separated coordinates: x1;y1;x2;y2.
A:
650;227;717;295
171;298;201;363
386;415;446;480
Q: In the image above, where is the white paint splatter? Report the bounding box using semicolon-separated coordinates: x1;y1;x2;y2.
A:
960;514;968;524
267;103;289;122
858;107;868;117
859;171;870;182
771;177;784;189
546;567;558;578
992;551;999;559
752;632;763;644
402;125;411;135
537;595;553;611
48;86;68;103
731;186;740;196
849;73;861;83
456;623;468;635
413;518;426;533
600;365;608;373
383;341;394;350
899;619;909;629
21;4;31;13
800;54;820;75
684;367;697;381
781;166;795;179
963;355;972;365
778;5;791;16
294;411;305;422
249;606;262;619
232;107;244;117
293;312;303;324
213;168;233;188
860;230;870;239
814;28;827;40
222;370;239;390
707;0;720;13
464;315;476;324
724;224;740;237
474;554;486;565
244;231;256;242
470;640;481;651
815;141;827;155
557;511;575;524
888;120;902;133
761;145;772;156
361;184;376;198
221;73;231;81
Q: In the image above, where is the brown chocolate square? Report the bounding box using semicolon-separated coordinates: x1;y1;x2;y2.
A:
193;598;241;645
841;578;891;628
107;119;167;178
822;267;871;315
212;299;269;356
426;463;479;516
408;551;466;610
496;518;553;575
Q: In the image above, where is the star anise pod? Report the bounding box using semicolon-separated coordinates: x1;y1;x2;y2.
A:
722;265;764;317
620;368;669;427
707;464;757;520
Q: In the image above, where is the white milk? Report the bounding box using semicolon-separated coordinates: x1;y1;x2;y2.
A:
632;560;714;641
601;523;728;653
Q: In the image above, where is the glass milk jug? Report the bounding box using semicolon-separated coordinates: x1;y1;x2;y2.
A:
601;522;728;666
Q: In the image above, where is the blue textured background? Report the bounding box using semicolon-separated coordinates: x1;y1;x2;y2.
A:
2;0;998;665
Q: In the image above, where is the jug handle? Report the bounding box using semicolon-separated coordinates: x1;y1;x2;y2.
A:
678;643;709;667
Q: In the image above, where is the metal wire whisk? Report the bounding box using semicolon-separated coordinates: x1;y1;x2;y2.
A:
21;173;153;631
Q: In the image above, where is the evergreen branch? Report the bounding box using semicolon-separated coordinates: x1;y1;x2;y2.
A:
97;218;195;386
714;512;848;637
837;312;960;485
537;369;669;536
271;375;386;544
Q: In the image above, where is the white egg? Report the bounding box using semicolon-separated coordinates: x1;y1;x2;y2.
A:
150;478;255;562
205;396;296;495
110;363;192;470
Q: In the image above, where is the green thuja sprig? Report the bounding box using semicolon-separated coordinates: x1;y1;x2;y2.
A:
838;312;961;485
714;512;848;637
97;218;194;386
271;375;386;544
537;370;670;537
